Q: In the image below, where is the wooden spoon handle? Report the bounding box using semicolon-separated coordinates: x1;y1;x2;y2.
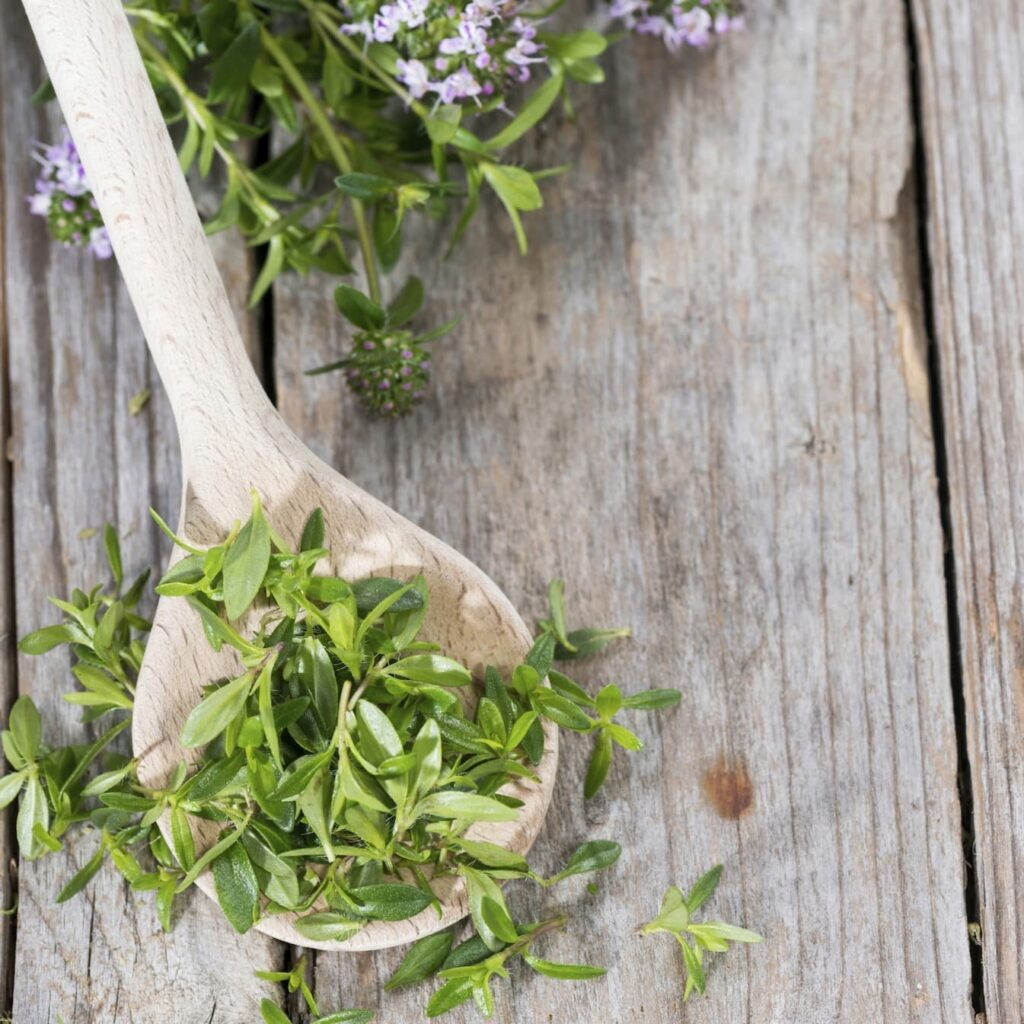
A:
21;0;272;468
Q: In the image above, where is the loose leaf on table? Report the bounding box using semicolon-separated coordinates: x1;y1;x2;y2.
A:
544;839;621;884
386;930;454;989
523;954;607;980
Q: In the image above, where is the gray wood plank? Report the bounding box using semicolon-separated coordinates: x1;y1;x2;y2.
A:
0;7;286;1020
273;1;973;1021
0;66;18;1017
912;1;1024;1018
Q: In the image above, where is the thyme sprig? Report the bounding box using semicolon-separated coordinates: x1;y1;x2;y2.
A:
29;0;741;414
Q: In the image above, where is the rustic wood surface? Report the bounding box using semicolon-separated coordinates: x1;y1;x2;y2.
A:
0;0;1019;1020
0;10;287;1021
22;0;560;953
912;1;1024;1020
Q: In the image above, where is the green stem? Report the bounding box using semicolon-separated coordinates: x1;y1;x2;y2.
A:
259;27;382;304
309;3;425;115
135;34;279;223
497;915;569;964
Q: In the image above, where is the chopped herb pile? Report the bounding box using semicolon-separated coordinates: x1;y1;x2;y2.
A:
7;498;677;951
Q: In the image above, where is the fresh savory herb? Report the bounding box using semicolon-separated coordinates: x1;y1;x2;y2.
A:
256;954;373;1023
29;1;742;415
640;866;762;1001
9;500;672;950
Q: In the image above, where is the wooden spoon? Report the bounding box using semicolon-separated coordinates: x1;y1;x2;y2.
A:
23;0;557;950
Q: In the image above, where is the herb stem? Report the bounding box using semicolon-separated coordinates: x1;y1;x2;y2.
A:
134;33;280;224
501;915;569;961
259;27;382;305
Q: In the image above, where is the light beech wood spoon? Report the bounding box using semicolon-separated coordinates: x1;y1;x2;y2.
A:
23;0;557;951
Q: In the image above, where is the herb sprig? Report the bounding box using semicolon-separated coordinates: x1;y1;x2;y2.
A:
30;0;742;415
640;866;762;1001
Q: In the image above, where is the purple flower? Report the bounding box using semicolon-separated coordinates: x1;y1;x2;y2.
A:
608;0;742;51
372;5;402;41
88;226;113;259
28;127;111;259
396;58;432;99
338;0;551;106
437;67;482;103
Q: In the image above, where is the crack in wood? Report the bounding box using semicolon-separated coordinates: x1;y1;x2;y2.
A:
903;1;986;1016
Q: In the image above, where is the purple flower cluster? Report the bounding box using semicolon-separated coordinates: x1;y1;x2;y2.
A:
607;0;743;51
341;0;547;105
28;129;111;259
342;329;432;416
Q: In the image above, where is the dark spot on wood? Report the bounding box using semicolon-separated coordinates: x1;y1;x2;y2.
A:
701;756;754;819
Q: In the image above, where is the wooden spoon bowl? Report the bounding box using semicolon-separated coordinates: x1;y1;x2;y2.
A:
24;0;557;950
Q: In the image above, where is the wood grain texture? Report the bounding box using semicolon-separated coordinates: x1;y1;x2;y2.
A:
0;6;287;1021
911;1;1024;1019
274;0;974;1019
0;57;17;1016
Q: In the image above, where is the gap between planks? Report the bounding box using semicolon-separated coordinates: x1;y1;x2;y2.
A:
903;1;985;1016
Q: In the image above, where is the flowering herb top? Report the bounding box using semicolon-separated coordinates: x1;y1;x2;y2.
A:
28;128;111;259
28;0;741;416
607;0;743;51
341;0;548;104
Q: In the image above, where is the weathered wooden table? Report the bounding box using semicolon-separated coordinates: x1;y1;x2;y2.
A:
1;1;1021;1021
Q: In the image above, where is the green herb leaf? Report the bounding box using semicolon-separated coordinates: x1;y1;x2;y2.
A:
386;276;425;328
426;977;474;1017
0;770;26;809
547;840;621;883
347;883;432;921
384;655;471;688
487;73;563;150
385;930;453;989
686;864;722;913
222;493;271;620
180;672;254;749
300;508;326;552
18;776;50;859
313;1012;374;1024
260;1001;291;1024
583;731;613;799
523;954;607;980
416;792;518;823
56;845;106;903
352;577;423;613
294;911;365;943
17;623;82;655
555;627;631;661
207;22;261;103
211;838;259;933
8;697;42;762
453;838;529;872
334;285;387;331
104;522;123;589
621;689;681;711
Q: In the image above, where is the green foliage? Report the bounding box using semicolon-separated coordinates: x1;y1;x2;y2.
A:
640;866;762;1001
6;502;672;946
421;914;606;1018
63;0;612;415
3;513;713;1018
